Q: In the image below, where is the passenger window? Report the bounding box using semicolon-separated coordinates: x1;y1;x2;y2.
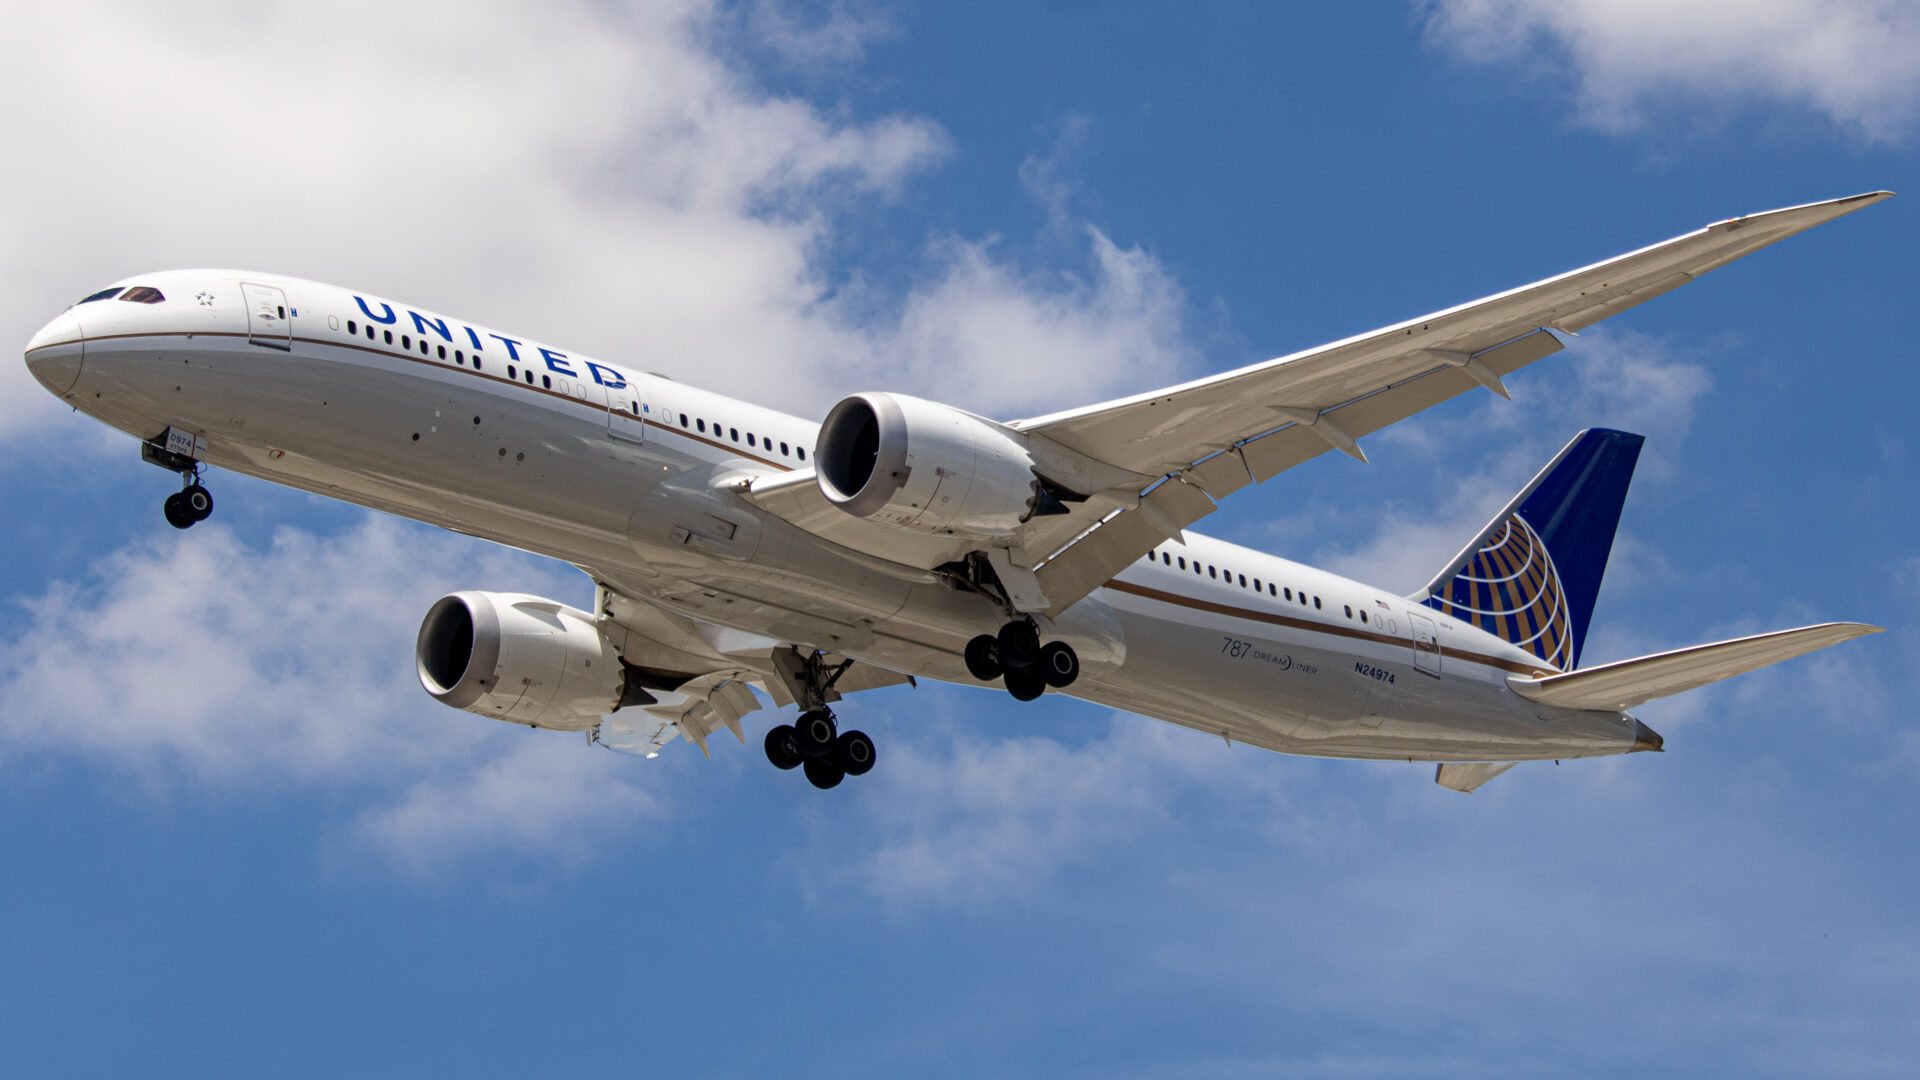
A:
797;447;806;461
1361;611;1369;624
366;325;375;340
119;286;165;304
747;434;756;448
508;365;518;380
420;340;429;355
542;375;552;389
1177;557;1186;570
1162;552;1171;565
781;442;790;455
680;414;689;428
473;357;483;371
1345;605;1353;618
525;370;534;385
79;287;123;303
730;427;739;441
1269;583;1277;597
455;350;465;365
1253;578;1261;591
402;335;411;349
1239;574;1247;587
1208;566;1217;579
347;320;357;334
1314;597;1322;610
384;330;393;345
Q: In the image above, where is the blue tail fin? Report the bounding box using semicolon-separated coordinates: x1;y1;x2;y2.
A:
1417;429;1643;671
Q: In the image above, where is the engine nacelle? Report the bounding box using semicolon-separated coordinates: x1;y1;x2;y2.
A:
415;591;625;731
815;392;1042;539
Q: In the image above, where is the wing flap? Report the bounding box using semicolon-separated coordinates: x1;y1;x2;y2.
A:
1506;622;1882;712
1435;761;1520;793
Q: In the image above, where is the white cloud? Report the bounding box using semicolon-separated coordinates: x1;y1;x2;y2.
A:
2;0;1194;443
339;736;663;878
1421;0;1920;140
742;0;892;68
813;712;1308;909
0;513;671;870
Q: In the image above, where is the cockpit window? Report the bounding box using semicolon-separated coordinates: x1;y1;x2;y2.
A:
78;287;123;303
119;286;166;304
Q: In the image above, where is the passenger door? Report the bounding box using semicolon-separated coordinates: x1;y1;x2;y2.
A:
241;283;291;350
607;385;647;444
1409;612;1442;677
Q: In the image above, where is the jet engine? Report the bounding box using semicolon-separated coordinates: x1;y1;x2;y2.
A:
815;392;1047;539
415;591;627;731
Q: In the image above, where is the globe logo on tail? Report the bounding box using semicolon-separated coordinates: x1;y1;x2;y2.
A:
1425;512;1574;671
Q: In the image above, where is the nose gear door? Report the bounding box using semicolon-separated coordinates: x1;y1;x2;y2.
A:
241;283;291;351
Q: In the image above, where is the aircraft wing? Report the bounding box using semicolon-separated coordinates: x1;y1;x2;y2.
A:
1015;192;1893;614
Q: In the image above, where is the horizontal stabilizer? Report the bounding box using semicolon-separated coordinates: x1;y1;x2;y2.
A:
1436;761;1520;793
1506;622;1882;712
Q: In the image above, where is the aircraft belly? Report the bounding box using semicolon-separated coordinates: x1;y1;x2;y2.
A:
1098;587;1639;762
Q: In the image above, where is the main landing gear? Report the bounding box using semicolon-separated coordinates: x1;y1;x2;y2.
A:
764;711;875;790
964;618;1078;701
764;648;876;790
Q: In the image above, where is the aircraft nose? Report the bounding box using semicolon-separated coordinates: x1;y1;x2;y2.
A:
24;310;85;396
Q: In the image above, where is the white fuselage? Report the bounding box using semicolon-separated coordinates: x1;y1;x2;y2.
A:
24;270;1645;763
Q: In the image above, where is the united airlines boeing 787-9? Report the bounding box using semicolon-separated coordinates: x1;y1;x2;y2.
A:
23;193;1891;792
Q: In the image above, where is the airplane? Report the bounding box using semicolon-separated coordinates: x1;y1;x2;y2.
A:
22;192;1891;794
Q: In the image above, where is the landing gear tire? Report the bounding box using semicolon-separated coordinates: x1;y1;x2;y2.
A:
794;709;838;759
182;484;214;522
1038;641;1079;688
1004;668;1046;702
764;725;803;770
997;619;1040;669
163;492;195;530
834;730;876;776
964;635;1003;681
803;757;845;790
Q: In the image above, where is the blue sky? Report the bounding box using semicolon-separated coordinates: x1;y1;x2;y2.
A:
2;2;1917;1076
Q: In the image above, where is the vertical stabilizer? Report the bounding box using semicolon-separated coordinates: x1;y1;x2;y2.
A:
1416;429;1643;671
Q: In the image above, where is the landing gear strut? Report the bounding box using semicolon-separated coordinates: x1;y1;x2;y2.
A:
763;648;877;790
965;618;1079;700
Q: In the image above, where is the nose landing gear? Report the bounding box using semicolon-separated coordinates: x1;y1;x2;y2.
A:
163;478;214;530
144;429;215;530
965;618;1079;700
